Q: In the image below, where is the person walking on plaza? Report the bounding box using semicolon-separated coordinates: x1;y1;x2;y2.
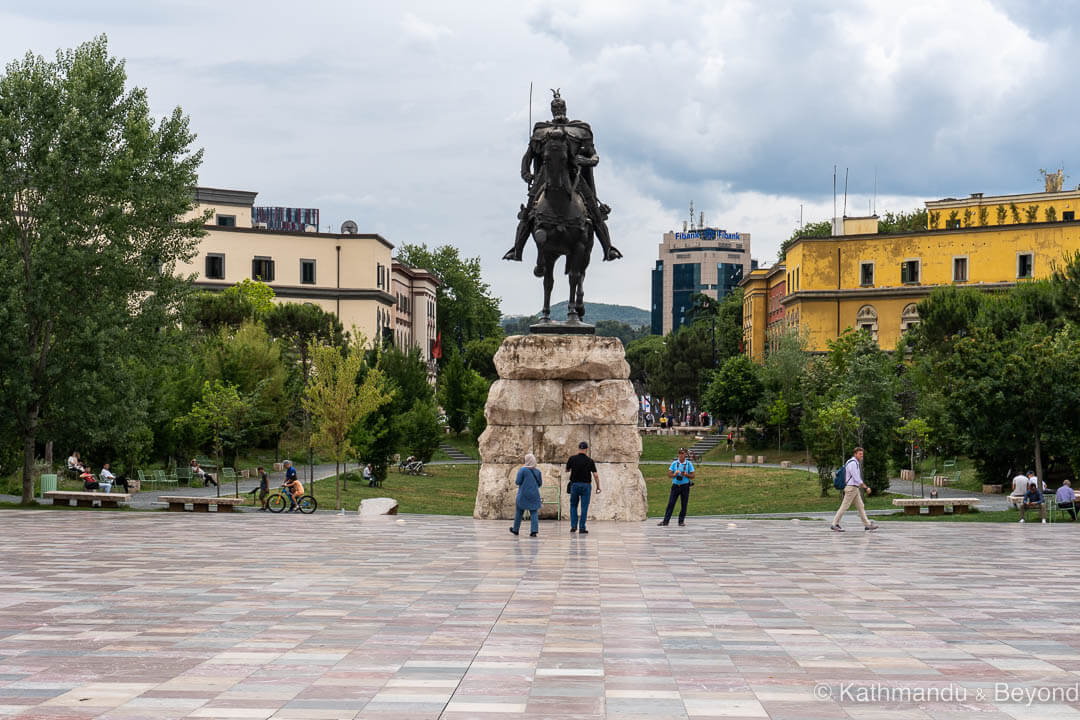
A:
566;441;601;534
510;453;543;537
255;466;269;510
1055;479;1076;521
830;447;877;532
658;447;695;527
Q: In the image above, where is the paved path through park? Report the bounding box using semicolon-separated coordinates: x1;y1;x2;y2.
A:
2;511;1079;718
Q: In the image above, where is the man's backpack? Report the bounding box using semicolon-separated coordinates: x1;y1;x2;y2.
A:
833;462;848;490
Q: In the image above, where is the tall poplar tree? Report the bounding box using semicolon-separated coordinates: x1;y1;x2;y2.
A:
0;37;204;502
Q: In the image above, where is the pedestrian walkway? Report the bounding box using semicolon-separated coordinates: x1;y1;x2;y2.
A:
1;511;1077;718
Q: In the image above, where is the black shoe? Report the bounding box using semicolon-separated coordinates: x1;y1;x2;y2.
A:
579;529;588;534
569;527;577;533
657;521;668;526
529;532;537;537
678;522;685;527
503;248;522;261
509;527;519;536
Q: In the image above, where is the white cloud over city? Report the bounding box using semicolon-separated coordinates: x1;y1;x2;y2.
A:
0;0;1076;314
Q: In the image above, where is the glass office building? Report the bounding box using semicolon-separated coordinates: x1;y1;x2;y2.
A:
650;227;753;335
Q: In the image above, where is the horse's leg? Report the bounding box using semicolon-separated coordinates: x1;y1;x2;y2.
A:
536;230;555;320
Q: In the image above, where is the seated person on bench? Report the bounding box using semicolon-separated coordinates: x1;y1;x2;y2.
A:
1019;481;1046;523
190;459;218;487
1056;479;1077;521
80;467;101;491
99;463;130;493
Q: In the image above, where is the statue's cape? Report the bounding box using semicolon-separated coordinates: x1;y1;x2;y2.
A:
531;119;593;142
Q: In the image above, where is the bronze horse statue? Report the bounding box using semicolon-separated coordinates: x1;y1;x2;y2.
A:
531;128;591;322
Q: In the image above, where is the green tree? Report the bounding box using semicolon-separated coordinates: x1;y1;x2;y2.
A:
264;301;345;380
779;220;831;261
766;392;790;453
896;417;932;474
176;381;252;496
803;396;859;496
202;322;291;457
304;338;392;511
0;37;205;502
438;351;470;434
625;334;666;396
703;355;763;433
398;399;442;462
396;245;501;349
464;333;504;381
878;208;928;234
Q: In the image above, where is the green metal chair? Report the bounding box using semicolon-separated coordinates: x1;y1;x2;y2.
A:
39;473;58;498
176;467;192;486
221;467;237;486
137;469;150;489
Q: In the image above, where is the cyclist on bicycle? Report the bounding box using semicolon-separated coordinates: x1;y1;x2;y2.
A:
283;460;303;512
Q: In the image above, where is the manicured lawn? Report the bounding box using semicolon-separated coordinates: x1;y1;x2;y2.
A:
878;509;1020;522
309;463;896;517
307;464;480;515
640;464;897;516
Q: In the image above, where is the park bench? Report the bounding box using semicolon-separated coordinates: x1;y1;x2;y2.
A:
157;495;245;512
44;490;131;509
892;497;980;515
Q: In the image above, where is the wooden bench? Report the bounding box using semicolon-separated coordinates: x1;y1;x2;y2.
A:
44;490;131;508
157;496;246;512
892;497;980;515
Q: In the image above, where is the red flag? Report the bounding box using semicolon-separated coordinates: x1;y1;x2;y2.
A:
432;331;443;360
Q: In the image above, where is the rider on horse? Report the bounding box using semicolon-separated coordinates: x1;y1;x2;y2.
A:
504;89;621;273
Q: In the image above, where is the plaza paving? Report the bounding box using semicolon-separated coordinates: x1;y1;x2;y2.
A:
1;512;1079;719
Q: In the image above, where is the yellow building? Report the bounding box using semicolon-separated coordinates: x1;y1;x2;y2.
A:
177;187;397;343
742;197;1080;358
926;187;1080;229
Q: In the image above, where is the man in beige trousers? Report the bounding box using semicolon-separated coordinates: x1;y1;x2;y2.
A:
830;447;878;532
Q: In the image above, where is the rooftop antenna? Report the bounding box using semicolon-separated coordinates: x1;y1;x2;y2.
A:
873;166;878;215
689;200;695;230
699;211;704;228
843;167;849;218
833;165;837;221
800;203;803;229
528;82;533;138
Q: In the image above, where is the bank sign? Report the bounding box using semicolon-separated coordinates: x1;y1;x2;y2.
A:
675;229;741;241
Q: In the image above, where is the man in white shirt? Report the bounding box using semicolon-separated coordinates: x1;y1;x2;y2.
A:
1010;471;1031;508
830;447;878;532
99;463;130;494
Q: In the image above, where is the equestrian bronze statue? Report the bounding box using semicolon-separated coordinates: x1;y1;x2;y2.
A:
504;90;621;324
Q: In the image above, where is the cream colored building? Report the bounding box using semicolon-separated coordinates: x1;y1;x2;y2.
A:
391;261;440;362
178;187;396;343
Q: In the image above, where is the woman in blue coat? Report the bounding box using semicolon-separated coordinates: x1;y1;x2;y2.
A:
510;453;543;537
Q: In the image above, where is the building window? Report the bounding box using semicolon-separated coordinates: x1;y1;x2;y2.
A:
856;305;878;343
900;259;920;284
300;259;316;285
860;262;874;286
205;253;225;280
1017;252;1033;279
1064;211;1075;222
901;303;919;332
252;256;275;282
953;257;968;282
946;219;962;229
216;215;236;227
796;266;800;290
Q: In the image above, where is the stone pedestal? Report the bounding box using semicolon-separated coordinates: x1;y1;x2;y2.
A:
474;335;646;521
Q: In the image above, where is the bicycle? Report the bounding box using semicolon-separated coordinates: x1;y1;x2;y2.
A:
264;485;318;514
397;457;424;475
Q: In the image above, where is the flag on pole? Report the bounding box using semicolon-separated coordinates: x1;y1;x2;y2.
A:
432;331;443;360
661;398;667;414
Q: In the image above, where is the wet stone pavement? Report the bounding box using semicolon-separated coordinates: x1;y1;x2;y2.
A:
1;511;1079;719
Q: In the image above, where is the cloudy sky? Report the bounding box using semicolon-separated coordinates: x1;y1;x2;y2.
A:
1;0;1076;315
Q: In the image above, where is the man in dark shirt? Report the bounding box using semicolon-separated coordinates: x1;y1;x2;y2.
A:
1019;481;1046;523
566;441;601;534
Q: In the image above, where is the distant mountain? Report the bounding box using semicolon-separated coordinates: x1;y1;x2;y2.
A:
502;301;649;328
